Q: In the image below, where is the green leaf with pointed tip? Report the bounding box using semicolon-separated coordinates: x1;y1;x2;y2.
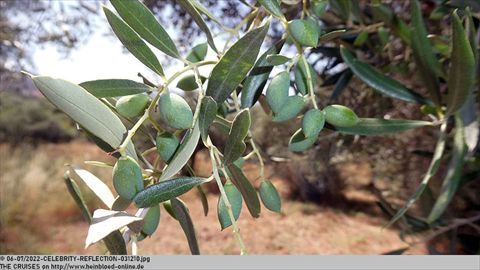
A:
103;7;164;76
177;0;218;53
206;22;270;103
266;54;291;65
330;69;353;101
31;76;137;159
163;200;177;220
226;164;261;218
110;0;179;58
241;39;285;108
353;31;368;46
224;109;251;163
171;198;200;255
428;115;466;223
445;10;476;117
272;96;304;122
196;186;209;216
199;96;217;144
64;172;92;223
189;0;222;26
218;182;242;230
410;0;442;105
294;55;316;95
288;19;320;47
266;71;290;113
258;0;285;19
79;79;151;98
336;118;433;135
288;129;317;152
159;122;200;181
177;75;206;91
318;29;347;43
386;123;447;227
259;179;281;213
134;176;207;208
186;43;208;63
340;47;430;104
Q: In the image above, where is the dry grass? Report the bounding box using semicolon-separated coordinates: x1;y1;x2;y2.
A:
0;142;427;254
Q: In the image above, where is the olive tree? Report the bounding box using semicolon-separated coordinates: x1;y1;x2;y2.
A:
28;0;478;255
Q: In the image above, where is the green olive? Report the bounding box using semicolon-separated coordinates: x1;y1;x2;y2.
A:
176;74;206;91
302;109;325;137
142;204;160;235
217;182;242;230
112;156;144;200
266;71;290;113
158;92;193;129
155;132;179;162
258;179;281;213
323;104;359;127
288;128;317;152
272;96;304;122
115;93;150;118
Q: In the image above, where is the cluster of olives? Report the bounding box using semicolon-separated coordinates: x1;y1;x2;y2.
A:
266;70;359;152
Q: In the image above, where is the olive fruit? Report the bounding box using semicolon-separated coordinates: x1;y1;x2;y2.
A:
176;74;206;91
302;109;325;137
142;204;160;235
115;93;150;118
155;132;179;162
217;181;242;230
272;96;304;122
323;105;359;127
158;92;193;129
288;128;317;152
258;179;281;213
112;156;144;200
266;71;290;113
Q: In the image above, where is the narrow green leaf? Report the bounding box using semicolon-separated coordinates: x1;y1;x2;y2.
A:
199;96;217;144
410;0;442;105
288;128;317;152
64;172;92;223
240;39;285;108
312;0;328;17
224;109;251;163
294;55;316;95
386;123;447;227
31;76;136;159
171;198;200;255
79;79;151;98
196;186;209;216
445;10;476;116
186;43;208;63
266;71;290;113
70;166;116;209
318;29;347;43
189;0;223;26
226;164;261;218
288;19;320;47
259;179;281;213
353;31;368;46
159;122;200;181
206;22;270;103
336;118;433;135
85;209;142;248
64;173;127;254
103;7;164;76
258;0;285;19
340;47;430;104
217;182;242;230
330;69;353;101
266;54;291;66
110;0;180;58
177;0;218;53
134;176;207;208
371;4;411;44
427;115;466;223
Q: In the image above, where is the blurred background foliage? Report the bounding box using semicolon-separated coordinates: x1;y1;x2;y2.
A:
0;0;479;254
